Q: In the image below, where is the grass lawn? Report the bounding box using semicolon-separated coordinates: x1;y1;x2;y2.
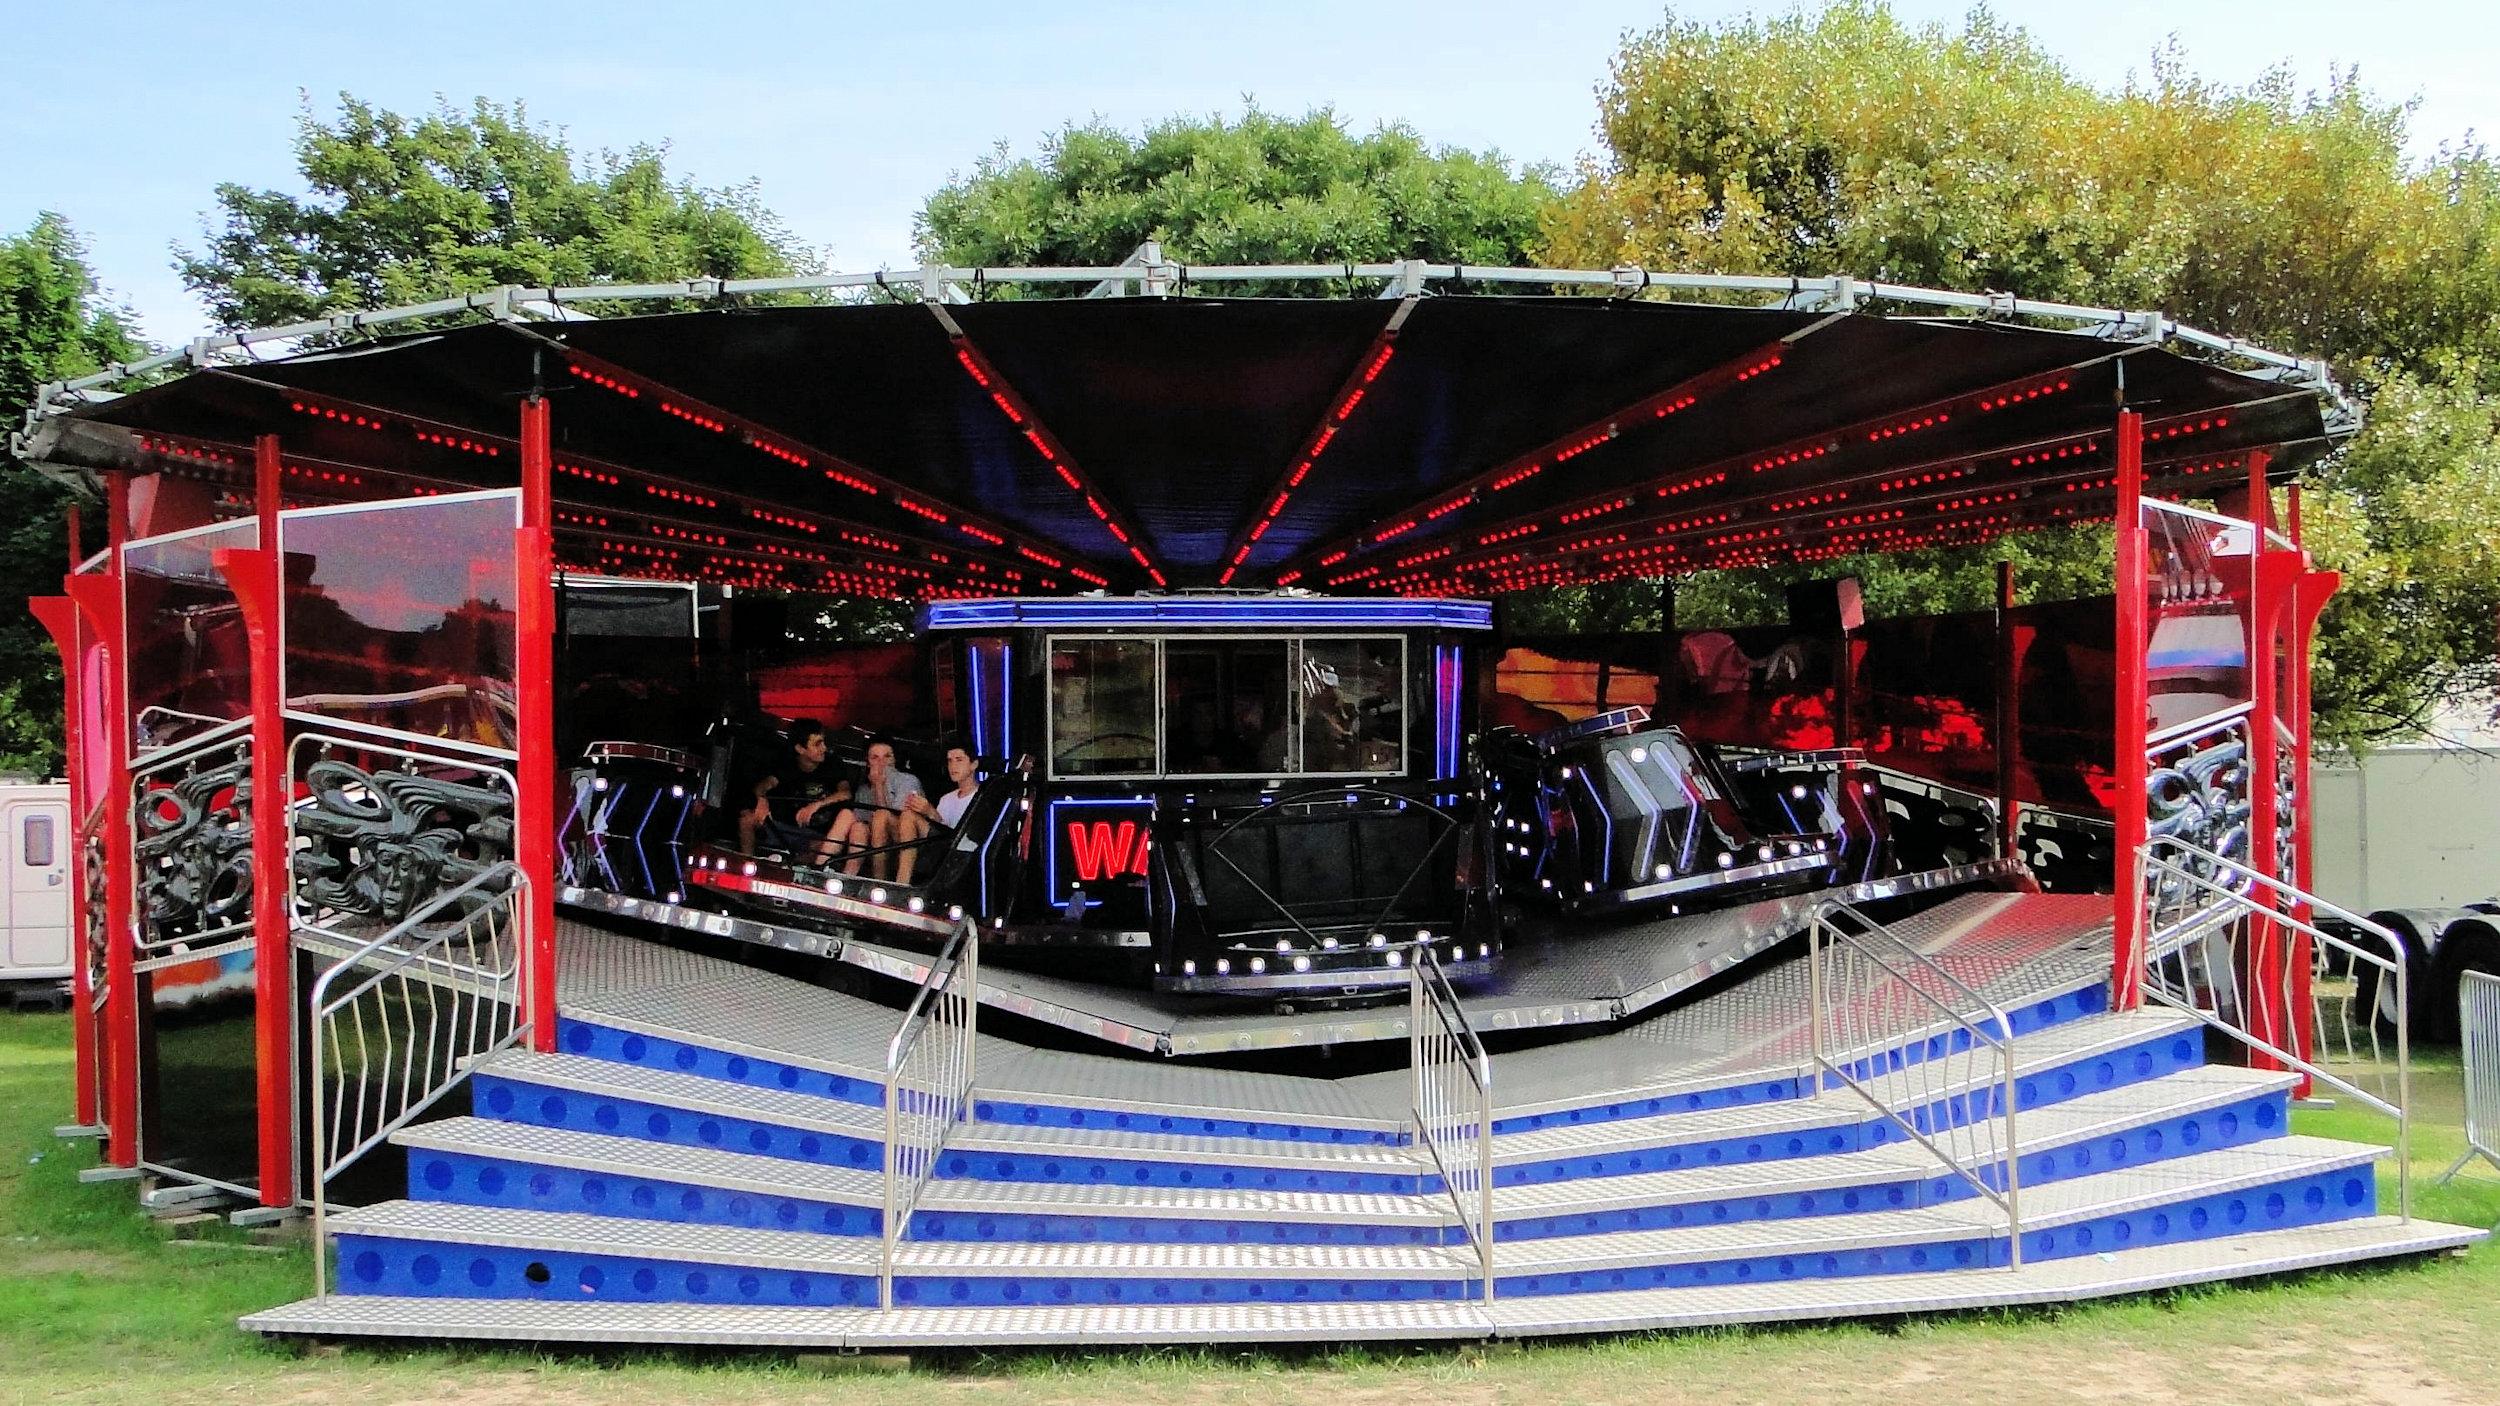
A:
4;1009;2496;1406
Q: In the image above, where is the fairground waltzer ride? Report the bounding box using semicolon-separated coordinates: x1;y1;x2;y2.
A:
15;257;2480;1348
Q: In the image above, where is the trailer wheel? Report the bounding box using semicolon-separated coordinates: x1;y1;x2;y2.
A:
2432;916;2500;1048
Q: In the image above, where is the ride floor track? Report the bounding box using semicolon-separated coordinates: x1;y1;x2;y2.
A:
244;892;2485;1349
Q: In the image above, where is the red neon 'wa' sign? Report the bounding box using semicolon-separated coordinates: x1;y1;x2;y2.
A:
1065;820;1151;882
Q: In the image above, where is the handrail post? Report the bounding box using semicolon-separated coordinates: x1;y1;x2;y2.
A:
2000;1011;2024;1269
1477;1045;1495;1305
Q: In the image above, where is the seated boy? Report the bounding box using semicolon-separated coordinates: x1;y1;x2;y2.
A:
737;719;850;865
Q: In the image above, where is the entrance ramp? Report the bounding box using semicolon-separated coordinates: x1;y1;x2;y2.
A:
242;890;2484;1349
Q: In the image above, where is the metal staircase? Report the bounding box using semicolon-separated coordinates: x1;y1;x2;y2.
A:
243;890;2484;1348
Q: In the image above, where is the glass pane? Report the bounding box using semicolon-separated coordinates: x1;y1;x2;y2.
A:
23;814;55;867
123;520;257;753
1299;639;1402;775
1166;640;1292;775
280;493;520;750
1049;639;1156;776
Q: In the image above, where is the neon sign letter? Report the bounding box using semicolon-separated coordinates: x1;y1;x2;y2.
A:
1065;820;1152;882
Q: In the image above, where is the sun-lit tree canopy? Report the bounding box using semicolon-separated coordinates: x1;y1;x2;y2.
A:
1534;2;2500;750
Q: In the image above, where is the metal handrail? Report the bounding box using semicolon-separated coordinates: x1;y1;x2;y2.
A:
1410;942;1495;1302
880;916;979;1309
2139;835;2413;1218
307;863;531;1297
1807;897;2025;1267
2439;970;2500;1185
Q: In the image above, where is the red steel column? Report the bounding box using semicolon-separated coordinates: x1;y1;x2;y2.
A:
2110;410;2148;1010
28;591;94;1127
2286;487;2320;1068
215;433;296;1205
1994;559;2019;859
517;396;559;1053
80;474;139;1166
2241;453;2286;1067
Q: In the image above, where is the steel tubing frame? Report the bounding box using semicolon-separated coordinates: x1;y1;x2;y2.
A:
1806;897;2025;1268
1410;942;1495;1303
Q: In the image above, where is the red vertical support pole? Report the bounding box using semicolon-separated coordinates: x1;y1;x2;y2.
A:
1994;559;2019;860
238;434;296;1205
2110;410;2148;1010
99;474;139;1166
517;396;559;1054
2242;452;2285;1068
28;593;94;1127
2286;487;2320;1070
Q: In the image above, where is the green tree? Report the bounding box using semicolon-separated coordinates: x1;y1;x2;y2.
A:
178;96;818;330
1540;3;2500;750
916;106;1556;282
0;214;149;775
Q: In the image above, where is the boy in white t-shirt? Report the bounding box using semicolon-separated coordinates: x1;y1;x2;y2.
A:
923;745;980;828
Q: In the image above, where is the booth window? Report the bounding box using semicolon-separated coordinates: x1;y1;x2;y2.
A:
1301;639;1403;775
1048;638;1157;776
1166;640;1293;776
1047;635;1405;780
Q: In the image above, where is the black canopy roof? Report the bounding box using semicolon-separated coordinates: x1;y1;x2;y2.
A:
33;295;2332;597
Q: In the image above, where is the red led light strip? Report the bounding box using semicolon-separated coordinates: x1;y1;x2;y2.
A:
1352;401;2258;592
1269;339;1792;585
1220;328;1401;584
561;349;1097;585
946;335;1163;586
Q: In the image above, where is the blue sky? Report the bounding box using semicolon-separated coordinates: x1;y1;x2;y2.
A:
4;0;2491;344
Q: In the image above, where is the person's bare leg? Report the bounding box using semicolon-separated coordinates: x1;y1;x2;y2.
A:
894;812;929;886
738;802;763;854
868;810;896;881
828;811;865;876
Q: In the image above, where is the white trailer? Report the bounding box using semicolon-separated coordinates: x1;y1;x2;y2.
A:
2310;730;2500;1041
0;781;72;993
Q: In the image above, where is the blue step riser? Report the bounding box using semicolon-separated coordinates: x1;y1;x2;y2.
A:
1496;1088;2287;1242
1493;1025;2203;1188
404;1146;1453;1246
466;1025;2197;1200
331;1237;1474;1306
338;1164;2374;1307
405;1087;2287;1252
549;982;2112;1150
1493;981;2112;1136
469;1074;1429;1195
554;1018;1404;1146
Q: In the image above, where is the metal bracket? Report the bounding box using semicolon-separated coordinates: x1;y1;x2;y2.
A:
141;1179;233;1211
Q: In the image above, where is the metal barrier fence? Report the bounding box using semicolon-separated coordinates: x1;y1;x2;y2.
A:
1410;942;1495;1303
2439;969;2500;1185
880;918;979;1310
2139;835;2412;1218
1807;898;2025;1267
307;864;530;1297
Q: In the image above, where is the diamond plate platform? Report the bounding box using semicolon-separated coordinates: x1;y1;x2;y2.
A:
550;891;2118;1133
563;862;2031;1056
